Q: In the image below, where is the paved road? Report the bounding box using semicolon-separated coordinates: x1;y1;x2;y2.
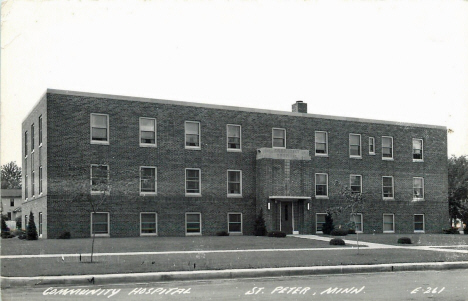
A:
2;269;467;301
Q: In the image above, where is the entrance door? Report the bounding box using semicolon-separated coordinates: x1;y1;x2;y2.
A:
281;202;293;234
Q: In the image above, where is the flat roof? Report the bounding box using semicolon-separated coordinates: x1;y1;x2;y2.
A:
46;89;446;130
1;189;22;198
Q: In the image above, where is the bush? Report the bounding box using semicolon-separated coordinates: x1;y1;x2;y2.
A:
26;212;38;240
443;227;459;234
216;231;229;236
267;231;287;238
12;229;24;236
397;237;412;244
465;225;468;235
58;231;71;239
18;232;27;240
322;212;334;235
330;238;345;245
254;208;267;236
330;229;348;236
15;216;22;230
347;229;356;234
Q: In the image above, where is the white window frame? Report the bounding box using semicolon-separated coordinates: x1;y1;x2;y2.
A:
315;131;328;156
139;117;157;147
38;115;43;147
369;137;375;155
39;166;43;195
31;123;35;152
227;124;242;152
185;212;202;236
349;133;362;158
90;113;109;145
382;176;394;200
382;136;394;160
24;131;28;158
414;214;425;233
227;212;243;235
90;212;110;237
316;213;327;234
412;138;424;162
272;128;286;149
227;170;242;197
140;166;157;196
350;174;362;194
185;121;201;150
185;168;201;196
90;164;109;195
413;177;424;200
315;173;329;198
38;212;43;237
383;214;395;233
25;174;28;200
350;213;363;233
140;212;158;236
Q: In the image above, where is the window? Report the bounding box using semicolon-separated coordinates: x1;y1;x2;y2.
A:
350;213;363;233
140;167;157;195
10;199;14;207
140;213;157;235
316;213;327;233
39;166;43;194
185;168;201;196
349;134;361;157
315;131;328;156
31;124;35;152
91;212;110;236
139;117;156;147
383;214;395;233
39;115;42;146
413;177;424;200
227;170;242;196
227;124;241;151
413;139;423;161
186;213;201;235
24;131;28;156
382;176;394;199
91;165;109;194
272;128;286;148
414;214;425;233
315;173;328;198
369;137;375;155
90;113;109;144
185;121;200;149
350;175;362;194
24;215;28;228
39;212;43;237
25;175;28;199
7;212;11;220
31;169;35;197
228;213;242;234
382;136;393;159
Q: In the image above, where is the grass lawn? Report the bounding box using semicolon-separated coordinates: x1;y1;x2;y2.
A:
1;236;340;256
341;234;468;246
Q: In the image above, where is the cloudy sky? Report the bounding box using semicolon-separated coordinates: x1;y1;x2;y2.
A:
1;0;467;166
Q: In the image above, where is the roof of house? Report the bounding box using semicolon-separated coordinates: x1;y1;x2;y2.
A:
1;189;22;198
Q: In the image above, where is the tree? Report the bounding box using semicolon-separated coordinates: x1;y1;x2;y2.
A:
322;212;334;235
26;211;38;240
1;161;22;189
448;155;468;230
254;208;267;236
328;181;364;253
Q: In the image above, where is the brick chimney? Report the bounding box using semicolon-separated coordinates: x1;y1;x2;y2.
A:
292;101;307;113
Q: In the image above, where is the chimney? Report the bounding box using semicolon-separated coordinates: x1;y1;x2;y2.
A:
292;101;307;114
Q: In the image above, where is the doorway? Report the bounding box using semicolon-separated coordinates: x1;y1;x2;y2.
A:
281;202;293;234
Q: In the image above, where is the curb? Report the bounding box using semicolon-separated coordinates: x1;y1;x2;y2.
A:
2;261;468;288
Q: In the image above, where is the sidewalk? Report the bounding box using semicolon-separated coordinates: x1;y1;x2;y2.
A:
2;234;468;287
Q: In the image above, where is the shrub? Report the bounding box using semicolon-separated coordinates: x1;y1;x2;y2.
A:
330;229;348;236
322;212;334;235
12;229;24;237
443;227;459;234
18;232;27;240
267;231;287;238
254;208;267;236
330;238;345;245
465;225;468;235
26;212;38;240
15;216;22;229
58;231;71;239
216;231;229;236
347;229;356;234
397;237;412;244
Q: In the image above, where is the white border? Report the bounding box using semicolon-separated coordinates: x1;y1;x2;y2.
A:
140;166;157;196
139;117;157;148
412;138;424;162
226;124;242;152
369;137;375;155
382;176;394;200
412;177;424;201
414;214;425;233
227;170;242;197
90;113;110;145
272;128;286;149
227;212;243;235
185;121;201;150
185;212;202;236
140;212;158;236
349;133;362;159
382;136;394;160
314;131;328;156
315;173;328;198
185;168;201;197
383;213;395;233
90;212;110;237
350;174;362;194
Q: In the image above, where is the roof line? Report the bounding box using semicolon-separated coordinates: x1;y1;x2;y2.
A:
45;89;446;130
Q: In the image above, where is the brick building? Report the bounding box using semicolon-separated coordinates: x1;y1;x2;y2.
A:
21;89;449;238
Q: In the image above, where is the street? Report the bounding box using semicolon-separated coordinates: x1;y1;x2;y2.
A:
2;269;467;301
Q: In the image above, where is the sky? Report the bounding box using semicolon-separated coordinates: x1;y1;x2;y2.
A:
1;0;467;167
